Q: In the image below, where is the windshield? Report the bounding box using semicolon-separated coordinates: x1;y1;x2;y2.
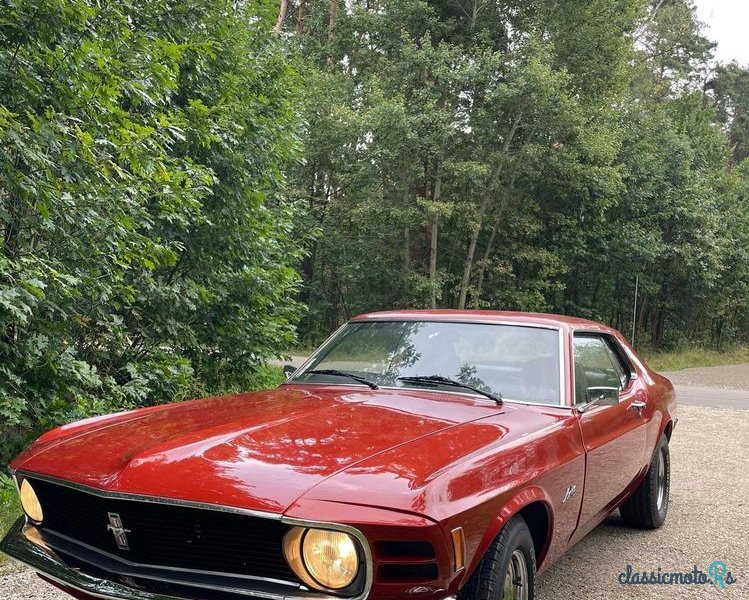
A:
293;321;561;405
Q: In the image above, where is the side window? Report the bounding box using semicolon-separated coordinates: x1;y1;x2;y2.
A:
573;335;625;405
603;340;630;390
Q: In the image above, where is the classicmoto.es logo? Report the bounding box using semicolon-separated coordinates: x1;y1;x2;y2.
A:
618;561;737;589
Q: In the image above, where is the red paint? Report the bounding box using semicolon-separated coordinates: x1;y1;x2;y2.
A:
10;311;677;599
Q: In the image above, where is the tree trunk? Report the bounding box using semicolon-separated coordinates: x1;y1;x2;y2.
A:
458;113;523;309
470;0;484;31
474;209;500;306
326;0;338;66
429;161;443;309
429;221;438;309
403;227;411;277
328;0;338;41
474;176;517;306
275;0;289;33
297;0;306;33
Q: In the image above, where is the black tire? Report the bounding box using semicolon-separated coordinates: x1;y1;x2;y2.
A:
619;433;670;529
458;514;536;600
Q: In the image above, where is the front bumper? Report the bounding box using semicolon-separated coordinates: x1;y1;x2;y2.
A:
0;517;344;600
1;518;183;600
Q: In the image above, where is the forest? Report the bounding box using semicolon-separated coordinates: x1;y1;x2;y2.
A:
284;0;749;349
1;0;749;461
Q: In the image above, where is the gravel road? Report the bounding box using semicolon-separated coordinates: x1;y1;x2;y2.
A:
537;404;748;599
663;363;749;390
2;384;748;599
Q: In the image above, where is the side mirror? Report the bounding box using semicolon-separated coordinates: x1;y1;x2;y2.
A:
283;365;297;380
578;386;619;413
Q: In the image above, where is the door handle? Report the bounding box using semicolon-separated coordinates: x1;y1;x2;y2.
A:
629;400;646;414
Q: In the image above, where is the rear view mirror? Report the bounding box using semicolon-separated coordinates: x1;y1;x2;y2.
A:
283;364;297;380
586;386;619;404
578;386;619;413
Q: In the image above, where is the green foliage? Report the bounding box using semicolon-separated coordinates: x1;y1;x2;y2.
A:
0;0;305;463
712;63;749;163
4;0;749;470
0;473;20;542
279;0;749;349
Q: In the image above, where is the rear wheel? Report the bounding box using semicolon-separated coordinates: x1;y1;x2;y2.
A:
619;433;670;529
458;515;536;600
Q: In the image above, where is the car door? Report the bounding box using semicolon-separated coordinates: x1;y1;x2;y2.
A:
572;333;649;538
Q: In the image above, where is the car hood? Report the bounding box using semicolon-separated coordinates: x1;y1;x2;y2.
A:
14;385;502;514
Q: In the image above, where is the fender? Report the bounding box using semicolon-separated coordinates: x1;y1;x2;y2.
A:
465;486;554;579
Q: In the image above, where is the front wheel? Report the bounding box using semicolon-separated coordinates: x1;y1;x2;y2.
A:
619;433;670;529
458;514;536;600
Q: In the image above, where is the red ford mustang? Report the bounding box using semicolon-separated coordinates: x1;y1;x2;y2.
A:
1;310;676;600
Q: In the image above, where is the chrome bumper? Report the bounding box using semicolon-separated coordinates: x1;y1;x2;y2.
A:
1;518;186;600
0;517;330;600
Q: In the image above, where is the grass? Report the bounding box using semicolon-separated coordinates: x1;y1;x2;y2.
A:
0;475;21;567
640;345;749;372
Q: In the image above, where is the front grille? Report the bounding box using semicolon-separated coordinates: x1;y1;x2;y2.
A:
30;477;298;583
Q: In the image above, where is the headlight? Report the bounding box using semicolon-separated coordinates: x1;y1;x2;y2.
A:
283;526;360;591
20;479;44;523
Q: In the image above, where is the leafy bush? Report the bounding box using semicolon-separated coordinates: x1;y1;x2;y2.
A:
0;0;305;465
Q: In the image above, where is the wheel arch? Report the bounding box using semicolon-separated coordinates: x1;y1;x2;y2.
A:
518;501;550;567
466;487;554;579
663;419;674;441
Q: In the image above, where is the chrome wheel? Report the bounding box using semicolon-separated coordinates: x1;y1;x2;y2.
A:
656;446;667;511
502;549;529;600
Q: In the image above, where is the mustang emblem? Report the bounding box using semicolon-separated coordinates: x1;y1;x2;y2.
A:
106;512;131;550
562;485;577;504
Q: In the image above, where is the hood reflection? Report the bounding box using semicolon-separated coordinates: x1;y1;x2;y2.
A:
19;386;503;515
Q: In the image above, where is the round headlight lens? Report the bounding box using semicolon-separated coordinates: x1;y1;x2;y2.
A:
283;526;360;591
20;479;44;523
302;529;359;590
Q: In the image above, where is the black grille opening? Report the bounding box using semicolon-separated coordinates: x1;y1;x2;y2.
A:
378;562;439;582
29;477;298;583
375;540;436;560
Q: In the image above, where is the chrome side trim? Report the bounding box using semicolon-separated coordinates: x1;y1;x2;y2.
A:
15;471;282;521
558;326;567;407
11;469;21;496
349;317;563;328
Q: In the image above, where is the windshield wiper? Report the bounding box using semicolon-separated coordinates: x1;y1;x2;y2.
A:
397;375;502;405
305;369;379;390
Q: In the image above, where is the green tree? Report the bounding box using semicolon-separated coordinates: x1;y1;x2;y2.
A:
0;0;303;462
284;0;749;348
711;63;749;164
